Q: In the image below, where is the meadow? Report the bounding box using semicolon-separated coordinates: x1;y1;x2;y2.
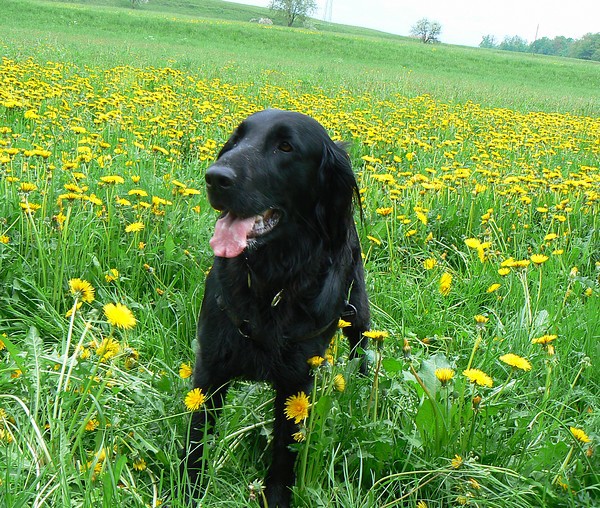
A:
0;1;599;507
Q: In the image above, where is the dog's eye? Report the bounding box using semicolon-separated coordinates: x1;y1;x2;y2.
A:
278;141;293;153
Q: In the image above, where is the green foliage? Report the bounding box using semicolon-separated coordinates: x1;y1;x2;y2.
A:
0;1;599;507
482;31;600;62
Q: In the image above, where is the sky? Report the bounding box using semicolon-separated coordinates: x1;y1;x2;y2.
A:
226;0;599;47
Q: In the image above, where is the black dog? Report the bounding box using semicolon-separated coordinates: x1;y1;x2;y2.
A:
184;109;370;507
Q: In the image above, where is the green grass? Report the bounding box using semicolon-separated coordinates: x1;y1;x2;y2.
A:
0;1;599;507
2;0;600;114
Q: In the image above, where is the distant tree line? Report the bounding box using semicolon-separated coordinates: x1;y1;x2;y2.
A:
480;33;600;61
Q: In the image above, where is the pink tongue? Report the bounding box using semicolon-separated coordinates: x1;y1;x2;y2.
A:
209;213;256;258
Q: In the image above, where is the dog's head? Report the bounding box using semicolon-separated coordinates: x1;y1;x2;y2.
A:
205;109;359;258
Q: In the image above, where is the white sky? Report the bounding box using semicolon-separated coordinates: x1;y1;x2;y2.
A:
226;0;599;47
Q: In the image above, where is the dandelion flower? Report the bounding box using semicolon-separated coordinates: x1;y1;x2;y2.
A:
463;368;493;388
133;457;147;471
439;272;452;296
435;368;455;386
292;430;306;442
530;254;549;265
307;356;325;368
499;353;532;371
498;267;511;276
363;330;389;342
338;319;351;328
105;268;120;283
100;175;125;185
376;207;393;216
0;235;9;244
179;363;193;379
531;334;557;345
185;388;206;411
544;233;558;241
103;303;137;330
570;427;591;443
85;419;99;431
19;182;37;193
125;222;145;233
423;258;437;270
333;374;346;392
94;336;121;362
69;278;95;303
474;315;489;328
486;283;501;293
284;392;310;424
451;454;463;469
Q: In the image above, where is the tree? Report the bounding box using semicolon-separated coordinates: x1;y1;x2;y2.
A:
479;35;498;49
269;0;317;27
569;33;600;61
498;35;528;52
130;0;148;8
410;18;442;44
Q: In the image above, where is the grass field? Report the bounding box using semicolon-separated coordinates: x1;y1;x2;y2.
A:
0;1;599;507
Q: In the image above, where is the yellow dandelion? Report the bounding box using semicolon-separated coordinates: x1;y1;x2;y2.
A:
179;363;193;379
68;278;95;303
486;283;501;293
376;206;393;216
367;235;381;245
435;368;455;386
531;334;557;345
333;374;346;392
19;182;37;193
474;314;489;326
95;336;121;362
65;302;82;318
105;268;120;283
124;347;139;369
103;303;137;330
338;319;351;328
499;353;532;372
423;258;437;270
184;388;206;411
85;419;99;431
363;330;389;342
0;235;9;244
125;222;145;233
417;501;428;508
100;175;125;185
530;254;549;265
569;427;591;444
451;454;463;469
284;392;310;424
463;368;493;388
544;233;558;241
498;267;511;276
307;356;325;368
439;272;452;296
292;430;306;442
133;457;147;471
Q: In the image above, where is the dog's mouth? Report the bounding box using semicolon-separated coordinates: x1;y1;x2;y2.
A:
210;209;281;258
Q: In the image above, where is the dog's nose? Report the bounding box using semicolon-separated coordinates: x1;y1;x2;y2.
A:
205;165;236;190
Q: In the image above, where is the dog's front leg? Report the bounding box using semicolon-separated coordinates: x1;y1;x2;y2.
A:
264;388;303;508
182;381;229;498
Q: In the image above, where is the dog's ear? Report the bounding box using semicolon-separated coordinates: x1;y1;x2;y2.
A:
315;141;360;246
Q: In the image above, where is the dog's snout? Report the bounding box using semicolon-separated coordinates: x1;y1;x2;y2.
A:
205;165;236;190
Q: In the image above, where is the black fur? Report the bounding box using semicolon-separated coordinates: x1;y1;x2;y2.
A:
184;109;370;507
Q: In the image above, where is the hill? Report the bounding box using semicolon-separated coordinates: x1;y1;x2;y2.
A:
2;0;599;114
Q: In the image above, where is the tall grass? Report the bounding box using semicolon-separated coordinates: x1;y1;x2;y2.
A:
0;2;599;507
